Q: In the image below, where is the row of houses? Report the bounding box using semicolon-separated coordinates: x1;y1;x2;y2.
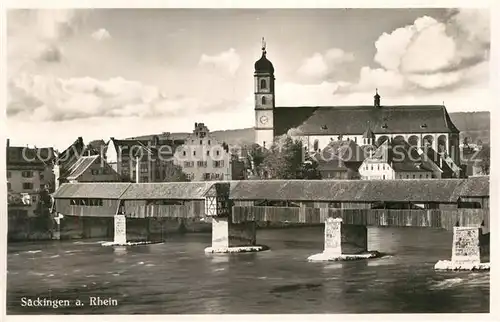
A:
6;123;248;216
311;133;488;180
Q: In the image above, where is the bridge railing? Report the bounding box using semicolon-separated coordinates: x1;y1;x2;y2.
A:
231;206;489;230
126;204;201;218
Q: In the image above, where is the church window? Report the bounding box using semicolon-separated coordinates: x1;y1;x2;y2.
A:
200;140;203;145
207;151;210;156
413;175;416;179
208;140;211;145
262;96;266;105
261;79;267;89
183;151;186;156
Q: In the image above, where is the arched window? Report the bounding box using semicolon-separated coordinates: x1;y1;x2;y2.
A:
260;79;267;89
261;96;266;105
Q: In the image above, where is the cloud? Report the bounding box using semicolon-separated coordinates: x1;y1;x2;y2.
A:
7;74;235;122
7;9;88;75
297;48;355;81
199;48;241;76
91;28;111;41
373;9;489;90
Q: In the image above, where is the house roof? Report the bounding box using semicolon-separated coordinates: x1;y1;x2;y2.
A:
110;138;181;158
7;146;55;168
56;137;85;167
52;183;131;199
119;182;213;200
274;105;459;137
65;155;100;180
228;177;489;202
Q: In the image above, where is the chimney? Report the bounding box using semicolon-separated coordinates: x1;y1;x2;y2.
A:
135;156;140;183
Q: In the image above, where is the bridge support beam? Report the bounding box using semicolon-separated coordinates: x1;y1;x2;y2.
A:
434;226;490;271
308;218;380;261
204;216;266;253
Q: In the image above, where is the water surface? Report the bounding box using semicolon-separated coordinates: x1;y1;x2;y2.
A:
7;227;490;314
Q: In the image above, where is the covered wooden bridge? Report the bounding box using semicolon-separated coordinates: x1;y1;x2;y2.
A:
52;176;490;231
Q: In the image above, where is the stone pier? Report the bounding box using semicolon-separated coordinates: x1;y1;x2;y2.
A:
308;218;380;261
102;214;154;246
204;216;266;253
434;226;490;271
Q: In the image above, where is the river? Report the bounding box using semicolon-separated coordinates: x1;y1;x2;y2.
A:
6;226;489;314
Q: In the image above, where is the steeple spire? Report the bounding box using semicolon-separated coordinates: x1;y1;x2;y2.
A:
261;37;267;56
374;88;381;107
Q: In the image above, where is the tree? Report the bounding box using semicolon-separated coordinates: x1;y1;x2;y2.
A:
259;135;320;180
297;156;322;179
163;162;190;182
246;143;270;178
475;145;490;175
463;136;470;147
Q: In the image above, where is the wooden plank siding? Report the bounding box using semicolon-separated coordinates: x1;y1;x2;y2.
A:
56;199;119;217
231;206;489;230
68;205;118;217
126;200;204;218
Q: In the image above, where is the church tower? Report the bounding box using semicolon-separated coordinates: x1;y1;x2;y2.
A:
254;38;275;149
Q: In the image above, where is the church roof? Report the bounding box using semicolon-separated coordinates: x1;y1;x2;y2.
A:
274;105;459;136
254;53;274;74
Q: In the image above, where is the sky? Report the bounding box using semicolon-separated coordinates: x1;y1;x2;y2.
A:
6;8;491;150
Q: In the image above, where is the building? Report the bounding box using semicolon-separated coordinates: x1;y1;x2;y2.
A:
359;138;436;180
106;136;184;183
6;139;56;206
62;154;122;183
312;140;365;179
53;137;87;190
252;40;462;171
173;123;246;181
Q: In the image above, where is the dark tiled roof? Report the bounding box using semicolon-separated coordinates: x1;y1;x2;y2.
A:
274;105;459;136
7;146;55;168
53;183;131;199
229;177;489;202
119;182;214;200
65;155;100;180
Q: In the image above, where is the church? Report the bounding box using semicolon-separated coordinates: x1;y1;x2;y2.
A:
253;41;462;168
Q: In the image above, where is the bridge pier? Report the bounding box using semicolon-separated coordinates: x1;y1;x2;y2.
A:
204;216;266;253
308;218;380;261
434;225;490;271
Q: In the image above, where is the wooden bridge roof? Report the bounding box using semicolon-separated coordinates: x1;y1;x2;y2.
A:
53;182;214;200
119;182;213;200
228;177;489;203
52;183;131;199
52;176;489;203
